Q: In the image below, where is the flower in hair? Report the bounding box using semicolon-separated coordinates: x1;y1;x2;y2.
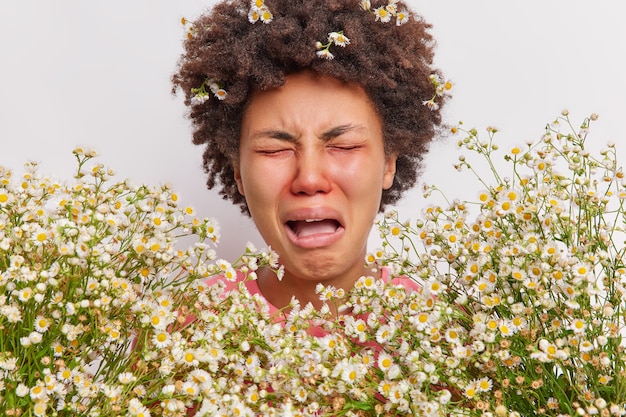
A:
422;74;452;110
190;78;227;105
248;0;273;24
385;2;398;15
180;17;196;39
328;31;350;47
396;10;409;25
315;31;350;60
373;6;392;23
361;0;410;26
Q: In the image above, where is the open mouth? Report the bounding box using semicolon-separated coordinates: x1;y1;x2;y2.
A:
286;219;342;238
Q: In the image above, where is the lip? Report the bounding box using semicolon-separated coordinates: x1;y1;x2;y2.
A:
283;208;345;249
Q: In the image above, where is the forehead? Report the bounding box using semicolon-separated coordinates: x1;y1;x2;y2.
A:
241;71;381;131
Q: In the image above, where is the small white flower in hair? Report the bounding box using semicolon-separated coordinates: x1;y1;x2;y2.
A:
248;0;273;24
328;31;350;47
373;6;392;23
316;49;335;60
396;10;410;26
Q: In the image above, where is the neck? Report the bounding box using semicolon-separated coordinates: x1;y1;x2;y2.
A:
256;264;382;312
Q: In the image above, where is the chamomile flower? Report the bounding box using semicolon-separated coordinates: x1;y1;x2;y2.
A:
315;48;335;60
56;367;73;384
315;33;342;60
181;349;199;367
377;352;394;373
373;6;392;22
396;10;409;25
359;275;377;290
32;228;49;245
579;340;594;352
292;386;308;403
248;0;273;24
29;383;47;400
444;327;463;344
569;318;586;334
205;217;221;242
385;2;398;15
317;284;336;301
191;93;209;105
118;372;136;384
153;331;172;348
318;334;340;352
338;362;362;385
0;189;13;206
375;323;395;344
328;31;350;47
34;316;51;333
209;82;228;100
422;99;439;111
425;278;445;295
182;380;199;397
128;398;151;416
463;382;478;399
346;317;368;342
17;287;33;302
476;377;493;392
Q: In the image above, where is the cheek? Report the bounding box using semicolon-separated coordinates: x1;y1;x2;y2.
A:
240;160;288;203
331;156;388;192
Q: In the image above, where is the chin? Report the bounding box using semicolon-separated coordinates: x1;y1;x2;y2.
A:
289;252;357;282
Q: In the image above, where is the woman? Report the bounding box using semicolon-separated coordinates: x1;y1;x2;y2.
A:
172;0;447;312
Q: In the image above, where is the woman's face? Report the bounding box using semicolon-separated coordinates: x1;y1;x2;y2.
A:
235;71;396;287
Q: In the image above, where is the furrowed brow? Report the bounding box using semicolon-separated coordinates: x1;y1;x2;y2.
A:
320;124;367;141
250;130;296;141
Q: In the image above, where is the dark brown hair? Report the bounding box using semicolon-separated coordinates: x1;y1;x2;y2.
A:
172;0;447;214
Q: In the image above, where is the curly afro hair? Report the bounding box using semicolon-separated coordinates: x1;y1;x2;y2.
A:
172;0;447;215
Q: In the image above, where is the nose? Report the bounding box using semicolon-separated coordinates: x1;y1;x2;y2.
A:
290;147;332;196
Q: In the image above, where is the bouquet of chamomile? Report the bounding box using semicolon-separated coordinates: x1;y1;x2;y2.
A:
373;112;626;416
2;111;626;417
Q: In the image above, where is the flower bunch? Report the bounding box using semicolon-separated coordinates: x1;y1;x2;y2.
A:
180;17;195;40
0;149;455;417
360;0;409;25
190;78;227;106
126;273;459;416
248;0;273;24
423;74;453;111
372;112;626;416
0;149;225;416
180;17;228;105
315;31;351;60
6;111;626;417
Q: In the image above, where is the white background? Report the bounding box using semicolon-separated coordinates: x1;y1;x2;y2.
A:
1;1;625;259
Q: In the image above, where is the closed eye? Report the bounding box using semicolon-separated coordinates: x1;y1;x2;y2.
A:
327;142;365;151
256;148;293;156
331;145;362;150
252;137;296;156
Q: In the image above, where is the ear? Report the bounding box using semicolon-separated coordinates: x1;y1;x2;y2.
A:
382;154;397;190
234;164;245;196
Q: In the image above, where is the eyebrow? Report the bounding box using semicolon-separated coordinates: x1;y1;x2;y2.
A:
320;124;367;140
249;130;295;141
249;124;367;142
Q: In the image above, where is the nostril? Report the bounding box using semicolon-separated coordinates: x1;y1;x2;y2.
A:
291;168;332;195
